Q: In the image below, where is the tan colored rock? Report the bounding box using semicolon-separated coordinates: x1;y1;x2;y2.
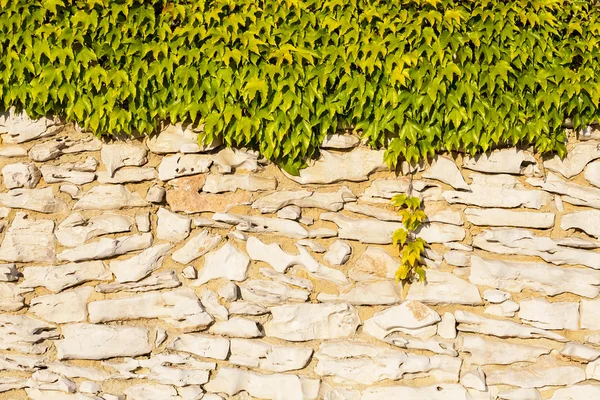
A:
407;270;482;305
363;300;440;341
166;175;251;213
348;246;399;281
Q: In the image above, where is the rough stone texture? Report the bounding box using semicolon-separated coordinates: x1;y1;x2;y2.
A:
1;127;600;398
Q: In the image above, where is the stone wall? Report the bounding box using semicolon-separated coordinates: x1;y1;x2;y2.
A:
1;112;600;399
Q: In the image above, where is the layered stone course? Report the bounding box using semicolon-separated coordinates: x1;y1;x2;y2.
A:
1;113;600;399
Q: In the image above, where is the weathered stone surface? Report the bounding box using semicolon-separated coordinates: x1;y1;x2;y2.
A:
30;287;93;323
59;184;82;199
124;384;180;400
28;137;102;162
444;185;550;209
195;243;250;285
470;256;600;298
252;187;356;213
200;289;228;320
209;317;263;338
156;207;191;242
483;289;511;304
0;212;55;262
96;270;180;293
169;333;230;360
363;301;440;341
203;174;277;193
278;205;302;220
57;233;153;262
585;161;600;188
284;148;385;184
56;213;133;247
549;385;600;400
561;210;600;238
324;240;352;265
204;367;320;399
580;299;600;330
474;228;600;269
438;312;457;339
215;212;309;238
465;208;554;228
560;342;600;362
321;133;360;149
518;297;579;330
485;300;519;317
166;175;252;213
97;167;156;184
109;243;172;283
343;202;402;222
463;148;536;174
544;142;600;178
461;368;486;391
407;270;482;305
2;162;41;188
21;261;111;292
229;338;313;372
212;147;261;173
0;145;26;158
486;365;585;388
347;246;399;281
0;315;58;354
319;280;401;306
240;279;309;305
0;109;61;143
73;185;147;210
158;154;212;181
423;156;470;190
55;323;151;360
145;185;165;203
0;187;67;213
101;143;147;177
455;310;566;342
528;172;600;209
265;303;360;341
88;288;213;330
362;384;470;400
458;334;551;365
147;123;220;154
172;230;222;264
259;268;313;291
40;165;95;185
136;212;150;232
0;283;27;311
360;178;441;202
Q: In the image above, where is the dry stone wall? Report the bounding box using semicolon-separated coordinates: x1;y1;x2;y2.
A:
2;112;600;399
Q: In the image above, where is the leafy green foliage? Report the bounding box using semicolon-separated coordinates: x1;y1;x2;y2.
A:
391;194;428;285
1;0;599;173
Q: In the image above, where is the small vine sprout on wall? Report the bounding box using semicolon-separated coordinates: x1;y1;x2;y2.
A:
391;194;429;286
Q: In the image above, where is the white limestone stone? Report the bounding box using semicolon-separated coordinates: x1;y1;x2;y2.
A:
253;187;356;213
169;333;230;360
204;367;320;399
0;109;61;143
470;255;600;298
360;178;441;203
362;384;470;400
21;261;111;292
455;310;566;342
544;142;600;178
0;145;26;157
97;167;156;184
0;315;58;354
30;287;93;323
347;246;399;281
423;155;470;190
527;172;600;209
40;164;95;185
136;212;151;232
321;133;360;149
145;184;165;203
157;207;191;242
461;369;486;391
0;283;27;311
459;334;551;365
124;384;180;400
318;280;401;305
561;209;600;238
283;148;386;184
158;154;212;181
194;243;250;285
209;317;263;338
463;148;536;174
59;184;82;199
323;240;352;265
56;213;134;247
444;250;471;267
296;239;326;253
80;381;102;394
265;303;360;341
57;233;153;262
211;147;261;173
0;187;67;213
518;297;579;330
0;212;55;262
218;281;239;301
443;185;550;209
343;202;402;222
585;161;600;188
154;327;167;347
101;143;147;177
109;243;172;283
438;312;457;339
363;300;440;341
485;300;519;317
96;270;180;293
407;270;483;305
428;209;464;226
203;174;277;193
560;342;600;362
486;365;585;388
88;288;213;330
147;123;219;154
229;338;313;372
308;227;336;238
314;340;461;385
498;389;542;400
74;185;147;210
28;137;101;162
483;289;511;304
172;230;222;264
580;299;600;330
277;205;302;220
549;385;600;400
200;289;228;321
240;280;309;305
214;212;309;238
465;208;554;228
2;162;41;188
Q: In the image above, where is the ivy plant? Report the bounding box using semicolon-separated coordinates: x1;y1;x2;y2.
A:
1;0;599;173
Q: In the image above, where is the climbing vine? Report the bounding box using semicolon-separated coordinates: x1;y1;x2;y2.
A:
391;194;429;284
1;0;599;173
